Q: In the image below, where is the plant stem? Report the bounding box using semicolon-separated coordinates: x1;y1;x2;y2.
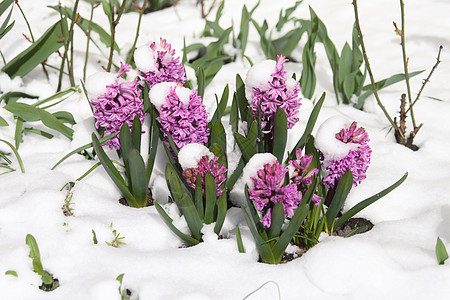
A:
352;0;400;133
406;45;443;113
68;0;80;87
107;0;127;72
399;0;416;129
57;2;71;91
126;0;148;65
83;0;95;81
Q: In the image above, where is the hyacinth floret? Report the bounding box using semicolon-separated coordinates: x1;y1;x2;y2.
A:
182;155;227;196
91;62;145;150
140;38;186;88
248;160;302;228
158;87;209;150
288;148;322;206
250;54;302;134
323;122;372;188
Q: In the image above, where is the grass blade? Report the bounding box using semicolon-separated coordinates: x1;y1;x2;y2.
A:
0;139;25;173
436;237;449;265
325;170;353;231
272;108;287;163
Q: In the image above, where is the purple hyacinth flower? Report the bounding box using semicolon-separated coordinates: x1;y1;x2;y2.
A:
135;38;186;88
89;63;145;150
318;120;372;188
288;148;322;206
245;54;302;134
182;155;228;196
149;82;209;152
248;159;302;228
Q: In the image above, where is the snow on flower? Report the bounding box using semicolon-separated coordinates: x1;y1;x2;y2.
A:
134;38;186;88
149;82;209;151
87;62;145;150
245;154;302;228
288;148;322;206
315;116;372;188
178;144;227;196
245;54;302;134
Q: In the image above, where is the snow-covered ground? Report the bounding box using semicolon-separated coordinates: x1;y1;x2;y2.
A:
1;0;450;299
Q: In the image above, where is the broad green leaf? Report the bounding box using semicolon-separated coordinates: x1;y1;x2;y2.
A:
127;149;148;207
325;170;353;231
176;192;203;241
92;133;137;206
241;206;275;263
335;173;408;228
22;128;53;139
288;92;325;161
214;193;227;235
0;91;38;104
235;74;248;121
194;173;204;218
14;118;23;149
0;9;14;40
38;109;73;140
165;163;185;204
237;5;250;52
204;173;217;224
272;108;287;163
275;0;302;31
2;19;68;78
210;84;229;125
0;115;7;126
227;157;245;191
234;122;257;162
25;234;44;275
338;43;353;86
154;201;200;246
102;0;112;16
436;237;449;265
131;116;142;153
0;0;14;16
52;111;76;125
191;27;232;70
230;94;239;136
273;27;307;57
4;102;40;122
210;121;226;158
146;110;159;184
235;225;245;253
267;202;285;241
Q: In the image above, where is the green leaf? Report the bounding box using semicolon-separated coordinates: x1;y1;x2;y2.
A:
154;201;200;246
273;27;307;57
275;0;302;31
5;270;17;277
176;193;203;241
288;92;326;161
4;102;40;122
230;94;239;136
2;19;68;78
325;170;353;231
214;193;227;235
234;122;257;162
146;110;159;185
211;84;229;125
204;173;217;224
0;115;7;126
0;9;14;40
0;0;14;16
38;109;74;140
335;173;408;228
0;139;25;173
197;67;205;99
436;237;449;265
241;206;275;263
127;149;148;207
267;202;285;241
194;173;204;218
92;133;137;206
356;70;424;108
237;5;250;52
235;74;248;121
272;108;287;163
25;234;44;275
51;132;118;170
102;0;112;16
210;121;227;160
0;91;38;104
52;111;76;125
14;118;23;149
338;43;353;86
235;225;245;253
227;157;245;191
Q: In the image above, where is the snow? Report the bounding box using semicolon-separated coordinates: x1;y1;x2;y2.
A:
178;143;214;170
149;82;191;111
315;115;360;161
85;71;118;100
244;59;275;102
241;153;278;189
1;0;450;299
134;43;159;74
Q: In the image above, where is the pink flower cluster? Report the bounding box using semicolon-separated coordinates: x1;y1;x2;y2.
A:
91;63;145;150
323;122;372;188
248;160;301;228
139;38;186;88
249;54;302;134
182;155;228;196
158;87;209;150
288;149;322;206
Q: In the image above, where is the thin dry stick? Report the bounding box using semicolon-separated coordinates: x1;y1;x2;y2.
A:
83;0;96;81
352;0;400;134
68;0;80;87
57;1;71;91
106;0;127;72
406;45;443;113
399;0;416;129
126;0;148;65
